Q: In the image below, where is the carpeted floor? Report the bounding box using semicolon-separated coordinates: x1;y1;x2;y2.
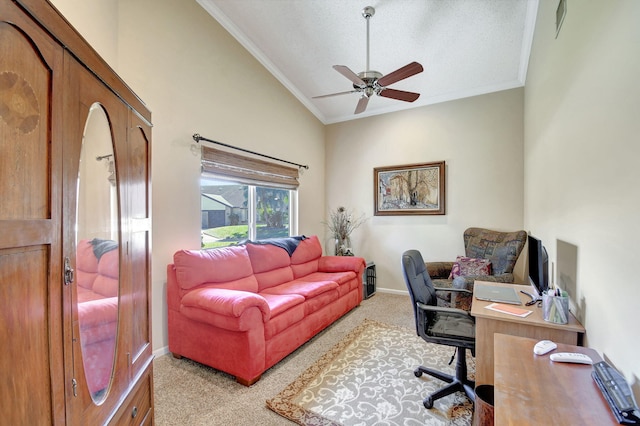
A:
153;292;473;425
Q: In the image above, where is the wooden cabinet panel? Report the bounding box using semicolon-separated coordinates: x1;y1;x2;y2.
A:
0;246;56;424
1;1;152;424
127;115;152;376
0;22;51;220
0;1;65;423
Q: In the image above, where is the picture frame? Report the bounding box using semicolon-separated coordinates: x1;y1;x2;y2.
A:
373;161;445;216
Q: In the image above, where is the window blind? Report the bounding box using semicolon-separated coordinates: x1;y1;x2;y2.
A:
201;146;299;189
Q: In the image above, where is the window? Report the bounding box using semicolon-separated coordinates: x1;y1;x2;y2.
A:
200;177;295;248
200;146;299;248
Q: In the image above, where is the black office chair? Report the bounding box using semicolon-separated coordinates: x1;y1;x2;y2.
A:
401;249;476;409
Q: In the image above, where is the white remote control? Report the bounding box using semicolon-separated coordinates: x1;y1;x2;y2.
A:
533;340;557;355
550;352;593;365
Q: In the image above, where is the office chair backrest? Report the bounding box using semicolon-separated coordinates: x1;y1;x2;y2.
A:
402;250;437;331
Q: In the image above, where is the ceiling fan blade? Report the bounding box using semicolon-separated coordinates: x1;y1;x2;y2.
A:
313;90;358;99
333;65;365;86
377;61;424;87
354;96;369;114
379;88;420;103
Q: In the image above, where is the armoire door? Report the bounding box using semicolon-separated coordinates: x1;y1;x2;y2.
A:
123;111;153;383
0;2;66;424
62;54;129;425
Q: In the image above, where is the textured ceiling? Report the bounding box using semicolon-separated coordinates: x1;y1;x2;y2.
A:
197;0;539;124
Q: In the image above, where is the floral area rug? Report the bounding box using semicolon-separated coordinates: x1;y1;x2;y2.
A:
266;319;474;425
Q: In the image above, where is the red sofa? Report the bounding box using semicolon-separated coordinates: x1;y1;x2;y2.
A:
167;235;365;385
76;238;119;395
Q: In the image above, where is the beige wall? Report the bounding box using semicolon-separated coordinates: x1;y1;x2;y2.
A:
51;0;326;353
525;0;640;385
325;89;525;294
50;0;119;66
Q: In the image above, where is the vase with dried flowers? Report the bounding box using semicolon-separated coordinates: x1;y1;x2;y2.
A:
324;206;366;256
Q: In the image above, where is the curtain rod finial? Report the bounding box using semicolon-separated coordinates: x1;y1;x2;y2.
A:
192;133;201;142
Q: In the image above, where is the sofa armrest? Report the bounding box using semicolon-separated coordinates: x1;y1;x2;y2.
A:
426;262;454;279
181;287;271;322
318;256;366;274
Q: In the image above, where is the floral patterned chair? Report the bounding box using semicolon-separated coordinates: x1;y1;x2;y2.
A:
427;227;527;311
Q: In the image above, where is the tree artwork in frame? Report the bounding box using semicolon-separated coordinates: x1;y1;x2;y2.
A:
374;161;445;215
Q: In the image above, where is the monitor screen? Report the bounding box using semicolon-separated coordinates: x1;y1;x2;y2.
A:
528;234;549;297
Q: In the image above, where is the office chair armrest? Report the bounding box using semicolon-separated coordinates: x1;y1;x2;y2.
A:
416;301;473;319
433;286;472;295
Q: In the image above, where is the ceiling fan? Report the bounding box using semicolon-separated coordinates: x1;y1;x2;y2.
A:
313;6;424;115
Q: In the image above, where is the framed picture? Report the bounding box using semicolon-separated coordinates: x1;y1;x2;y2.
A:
374;161;445;216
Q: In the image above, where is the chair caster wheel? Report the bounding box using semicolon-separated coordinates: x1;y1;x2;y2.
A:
414;369;422;378
423;397;434;409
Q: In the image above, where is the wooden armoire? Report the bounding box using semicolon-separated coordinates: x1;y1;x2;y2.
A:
0;0;153;424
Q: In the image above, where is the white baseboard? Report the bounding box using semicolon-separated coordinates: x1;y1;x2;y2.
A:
153;346;170;358
375;287;409;296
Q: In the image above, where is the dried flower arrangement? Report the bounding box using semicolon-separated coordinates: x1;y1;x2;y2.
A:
324;206;366;256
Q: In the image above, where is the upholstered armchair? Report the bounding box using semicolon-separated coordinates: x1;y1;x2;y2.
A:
427;227;527;311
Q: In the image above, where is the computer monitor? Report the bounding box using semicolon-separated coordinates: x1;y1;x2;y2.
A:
528;234;549;299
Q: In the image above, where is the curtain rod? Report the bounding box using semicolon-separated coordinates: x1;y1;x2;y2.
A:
193;133;309;170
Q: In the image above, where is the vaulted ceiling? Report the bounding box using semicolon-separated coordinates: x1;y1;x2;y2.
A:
197;0;539;124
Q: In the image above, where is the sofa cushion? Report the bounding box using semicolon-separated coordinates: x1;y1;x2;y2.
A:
335;276;360;298
245;243;291;272
93;249;119;297
261;294;306;340
174;246;256;291
303;288;340;315
77;239;99;289
260;293;305;317
261;279;338;299
78;297;118;344
254;267;295;292
290;236;322;277
297;271;356;286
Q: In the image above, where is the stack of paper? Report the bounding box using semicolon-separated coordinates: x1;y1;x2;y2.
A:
485;303;533;318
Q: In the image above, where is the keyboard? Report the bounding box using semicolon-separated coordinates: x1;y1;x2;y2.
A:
592;361;640;425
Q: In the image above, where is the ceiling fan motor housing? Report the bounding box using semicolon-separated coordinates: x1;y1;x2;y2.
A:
355;71;382;97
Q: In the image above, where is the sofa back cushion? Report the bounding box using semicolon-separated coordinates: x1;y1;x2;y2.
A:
245;243;294;291
173;246;258;292
76;239;119;297
291;236;322;278
77;239;99;290
93;249;119;297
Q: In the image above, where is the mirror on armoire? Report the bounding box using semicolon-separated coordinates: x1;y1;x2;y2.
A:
75;102;120;403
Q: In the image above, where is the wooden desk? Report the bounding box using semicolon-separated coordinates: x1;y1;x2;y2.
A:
494;334;616;425
471;281;585;385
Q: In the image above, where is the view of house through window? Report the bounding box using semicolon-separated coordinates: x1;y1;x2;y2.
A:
201;177;292;248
